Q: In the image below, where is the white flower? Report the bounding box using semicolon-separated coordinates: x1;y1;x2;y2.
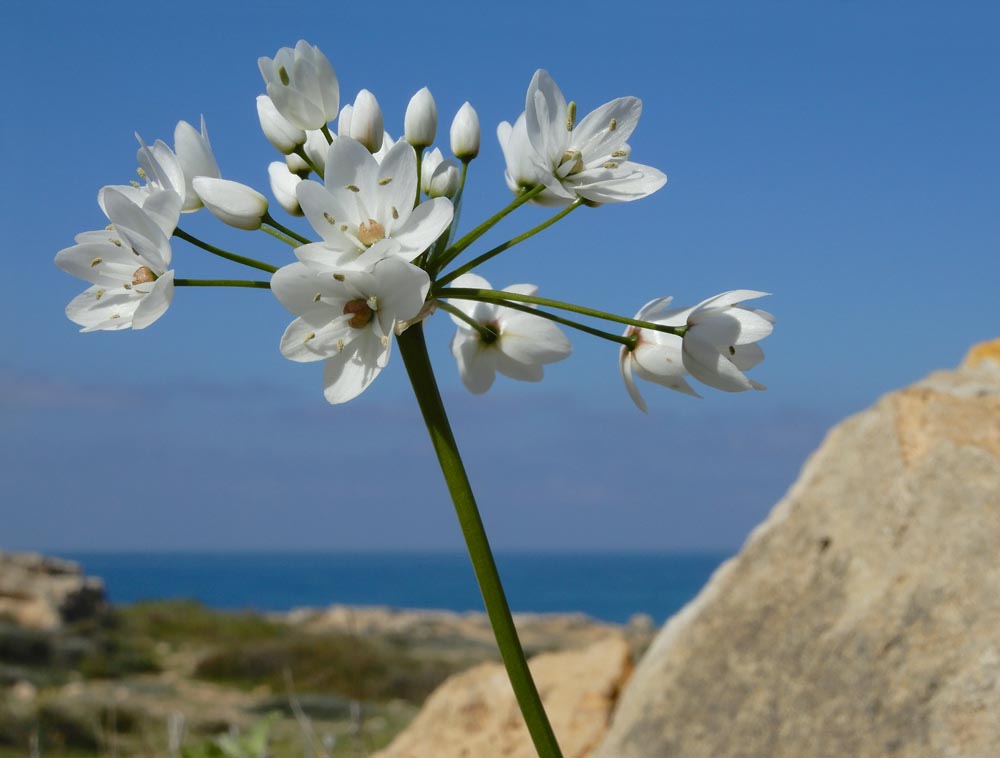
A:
404;87;437;148
257;94;306;154
337;103;354;137
447;273;572;394
294;136;453;269
449;102;480;161
55;188;180;332
620;291;774;410
173;117;221;212
271;250;430;404
102;120;220;220
619;297;699;412
268;162;303;216
193;178;269;230
508;69;667;205
349;90;384;153
421;148;461;198
258;41;340;131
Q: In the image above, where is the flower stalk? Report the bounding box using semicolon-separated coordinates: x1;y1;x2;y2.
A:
396;323;563;758
173;227;278;273
174;278;271;289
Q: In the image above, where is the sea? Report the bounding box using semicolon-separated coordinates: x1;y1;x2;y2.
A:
60;551;729;625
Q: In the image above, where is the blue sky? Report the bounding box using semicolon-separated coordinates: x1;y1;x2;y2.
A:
2;1;997;551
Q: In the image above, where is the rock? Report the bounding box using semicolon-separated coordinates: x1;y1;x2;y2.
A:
598;341;1000;758
375;634;632;758
0;552;106;630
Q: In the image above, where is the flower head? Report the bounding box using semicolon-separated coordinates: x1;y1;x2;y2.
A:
294;136;453;269
621;291;774;410
258;41;340;131
271;251;430;404
55;188;180;332
450;102;480;161
502;70;666;206
447;274;572;394
404;87;437;149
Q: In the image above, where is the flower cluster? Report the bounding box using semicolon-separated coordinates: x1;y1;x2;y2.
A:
55;39;774;411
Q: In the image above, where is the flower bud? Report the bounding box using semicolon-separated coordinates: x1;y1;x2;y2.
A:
302;130;329;175
337;104;353;137
421;148;461;199
193;177;268;230
268;162;303;216
349;90;384;153
285;151;310;174
174;117;221;212
257;95;306;154
450;102;480;161
404;87;437;148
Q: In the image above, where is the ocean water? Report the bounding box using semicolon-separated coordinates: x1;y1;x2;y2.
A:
61;551;728;625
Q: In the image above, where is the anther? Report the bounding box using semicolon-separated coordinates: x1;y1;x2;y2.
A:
603;161;619;169
129;180;140;188
378;177;393;186
313;293;322;302
136;167;148;180
95;289;105;301
611;150;628;158
278;65;290;86
109;238;122;247
566;102;577;131
323;212;336;224
391;207;399;220
90;257;103;267
729;345;736;356
336;339;345;352
333;273;345;281
345;184;360;192
609;118;617;131
304;331;316;343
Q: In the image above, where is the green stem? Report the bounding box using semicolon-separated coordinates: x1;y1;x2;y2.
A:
263;213;312;245
320;124;334;144
438;199;583;287
396;324;563;758
261;226;300;247
436;300;498;342
441;288;687;337
442;295;633;347
430;184;546;273
294;146;324;179
174;278;270;289
173;228;278;274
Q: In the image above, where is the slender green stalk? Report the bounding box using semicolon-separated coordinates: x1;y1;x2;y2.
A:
442;287;687;337
442;295;633;347
261;226;300;248
175;278;271;289
320;124;334;144
436;300;498;342
263;213;312;245
294;146;324;179
429;184;546;273
173;228;278;274
396;325;563;758
438;199;584;286
414;147;424;208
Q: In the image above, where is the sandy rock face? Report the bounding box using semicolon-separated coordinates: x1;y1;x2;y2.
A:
375;634;631;758
0;552;106;630
597;341;1000;758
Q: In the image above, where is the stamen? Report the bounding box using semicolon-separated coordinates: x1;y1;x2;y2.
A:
304;331;316;343
366;295;379;311
110;314;120;319
95;289;106;301
609;118;617;131
323;212;336;224
278;65;290;86
611;150;628;158
109;238;122;247
391;207;399;220
566;101;577;131
313;293;322;302
136;167;148;180
130;180;140;188
332;273;345;281
336;339;345;352
90;257;103;267
378;177;393;186
380;335;388;348
602;161;619;169
729;345;736;356
345;184;360;193
340;224;348;232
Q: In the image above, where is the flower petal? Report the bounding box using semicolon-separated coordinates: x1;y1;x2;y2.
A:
498;311;572;365
524;69;569;167
572;96;642;161
682;331;754;392
619;350;647;412
65;285;141;332
451;331;496;394
390;197;454;259
325;136;378;200
375;141;418;233
322;336;383;404
131;270;174;329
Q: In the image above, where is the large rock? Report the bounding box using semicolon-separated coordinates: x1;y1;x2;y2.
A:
0;552;106;630
375;634;631;758
598;340;1000;758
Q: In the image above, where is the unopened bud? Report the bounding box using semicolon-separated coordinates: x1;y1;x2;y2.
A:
450;102;480;161
337;104;354;137
404;87;437;148
349;90;384;153
257;95;306;154
193;177;268;230
421;148;461;199
268;162;303;216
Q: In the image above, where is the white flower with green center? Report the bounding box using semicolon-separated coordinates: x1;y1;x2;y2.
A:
447;274;572;394
271;249;430;404
294;136;453;270
55;188;180;332
258;41;340;131
621;291;774;409
503;69;667;206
